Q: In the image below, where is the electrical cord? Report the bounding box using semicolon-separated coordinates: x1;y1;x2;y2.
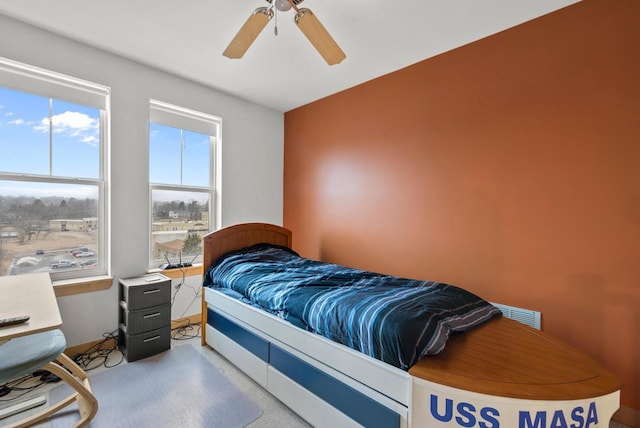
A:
169;263;202;319
0;332;123;401
71;330;123;371
1;323;193;401
0;373;49;402
179;283;202;319
3;272;200;402
171;319;201;340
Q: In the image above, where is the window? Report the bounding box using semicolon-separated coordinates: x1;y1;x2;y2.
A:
149;100;219;269
0;57;109;279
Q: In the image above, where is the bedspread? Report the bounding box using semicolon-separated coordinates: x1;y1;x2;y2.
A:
203;244;501;370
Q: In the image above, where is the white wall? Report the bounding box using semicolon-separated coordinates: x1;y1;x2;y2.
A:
0;14;284;346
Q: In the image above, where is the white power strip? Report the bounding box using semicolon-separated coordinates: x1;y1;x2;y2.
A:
0;395;46;420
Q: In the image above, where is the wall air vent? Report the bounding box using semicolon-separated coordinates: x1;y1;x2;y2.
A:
491;303;541;330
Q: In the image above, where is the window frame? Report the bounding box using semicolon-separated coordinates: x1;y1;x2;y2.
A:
0;56;110;280
148;99;220;270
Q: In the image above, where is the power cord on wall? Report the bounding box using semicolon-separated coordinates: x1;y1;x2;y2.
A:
170;262;203;319
171;264;189;306
169;266;202;339
178;282;202;319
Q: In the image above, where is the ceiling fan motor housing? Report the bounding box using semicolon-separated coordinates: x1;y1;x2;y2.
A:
266;0;305;9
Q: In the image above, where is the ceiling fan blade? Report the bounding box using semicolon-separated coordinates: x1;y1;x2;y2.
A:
294;8;346;65
223;7;273;59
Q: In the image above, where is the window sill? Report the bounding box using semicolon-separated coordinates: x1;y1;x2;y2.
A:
53;275;114;297
148;264;203;279
51;265;203;297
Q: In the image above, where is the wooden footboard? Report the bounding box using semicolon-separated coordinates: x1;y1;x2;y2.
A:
410;316;620;400
410;316;620;427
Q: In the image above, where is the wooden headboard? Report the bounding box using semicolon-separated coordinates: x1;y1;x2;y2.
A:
201;222;292;275
200;223;292;345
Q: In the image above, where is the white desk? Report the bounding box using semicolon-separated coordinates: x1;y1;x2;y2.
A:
0;273;62;346
0;273;63;421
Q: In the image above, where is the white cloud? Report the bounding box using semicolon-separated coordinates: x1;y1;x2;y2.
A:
52;111;98;131
82;136;98;144
8;119;25;125
34;110;99;145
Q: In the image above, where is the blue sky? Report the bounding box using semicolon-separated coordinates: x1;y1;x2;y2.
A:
149;123;210;188
0;87;211;203
0;87;99;179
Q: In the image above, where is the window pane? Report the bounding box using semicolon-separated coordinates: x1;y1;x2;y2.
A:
151;189;209;268
182;130;210;187
51;100;100;178
149;123;181;185
0;87;50;175
0;181;100;276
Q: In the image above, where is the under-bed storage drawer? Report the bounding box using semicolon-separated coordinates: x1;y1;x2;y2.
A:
207;308;400;428
207;308;269;362
270;344;400;428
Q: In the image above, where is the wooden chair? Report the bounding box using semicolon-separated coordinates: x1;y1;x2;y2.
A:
0;329;98;428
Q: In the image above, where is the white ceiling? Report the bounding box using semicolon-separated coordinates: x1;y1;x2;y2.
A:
0;0;579;112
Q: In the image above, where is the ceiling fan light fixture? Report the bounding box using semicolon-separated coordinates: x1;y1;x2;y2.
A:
274;0;292;12
294;8;346;66
268;0;304;12
223;7;274;59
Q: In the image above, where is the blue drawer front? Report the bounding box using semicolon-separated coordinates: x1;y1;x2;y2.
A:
207;309;269;362
270;344;400;428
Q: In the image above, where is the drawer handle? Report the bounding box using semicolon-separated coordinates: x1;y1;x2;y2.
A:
143;312;161;319
143;289;161;295
143;335;161;343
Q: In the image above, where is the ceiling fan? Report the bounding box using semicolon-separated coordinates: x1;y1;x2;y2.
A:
223;0;346;65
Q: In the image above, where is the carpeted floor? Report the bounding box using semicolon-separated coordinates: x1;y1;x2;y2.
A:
0;337;309;428
49;345;262;428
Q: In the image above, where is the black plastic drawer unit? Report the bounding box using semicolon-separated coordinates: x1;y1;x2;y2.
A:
118;274;171;361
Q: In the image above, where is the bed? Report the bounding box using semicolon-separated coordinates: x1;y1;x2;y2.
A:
200;223;621;428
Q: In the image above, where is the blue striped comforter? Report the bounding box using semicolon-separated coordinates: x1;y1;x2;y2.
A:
203;244;501;370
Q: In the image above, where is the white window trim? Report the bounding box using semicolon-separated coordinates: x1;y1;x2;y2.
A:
0;56;110;280
0;56;109;109
149;99;221;269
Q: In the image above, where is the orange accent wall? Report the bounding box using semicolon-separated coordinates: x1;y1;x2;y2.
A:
284;0;640;418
